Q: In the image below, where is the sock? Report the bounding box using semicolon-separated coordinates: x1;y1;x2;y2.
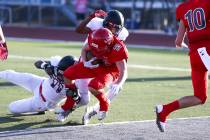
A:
95;92;109;112
161;100;180;122
61;96;75;111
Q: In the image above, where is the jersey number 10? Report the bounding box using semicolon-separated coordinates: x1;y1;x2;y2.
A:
185;8;206;32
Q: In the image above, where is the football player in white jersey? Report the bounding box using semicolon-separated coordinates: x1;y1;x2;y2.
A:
0;55;90;116
76;9;129;41
74;10;129;124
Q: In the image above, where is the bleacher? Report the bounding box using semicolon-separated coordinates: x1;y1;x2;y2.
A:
0;0;77;26
0;0;182;33
0;0;65;6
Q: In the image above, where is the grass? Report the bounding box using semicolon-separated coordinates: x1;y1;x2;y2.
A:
0;40;209;131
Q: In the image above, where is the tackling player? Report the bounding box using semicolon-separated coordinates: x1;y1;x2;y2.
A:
61;28;128;122
0;26;8;60
0;56;89;115
75;9;129;41
155;0;210;132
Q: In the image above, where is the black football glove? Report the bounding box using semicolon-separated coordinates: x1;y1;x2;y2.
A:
65;88;80;103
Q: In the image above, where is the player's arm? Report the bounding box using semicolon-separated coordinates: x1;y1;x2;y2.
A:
109;59;127;94
75;9;107;34
34;60;56;76
114;59;127;86
0;26;8;60
81;43;90;62
175;20;187;48
34;60;50;69
75;16;93;34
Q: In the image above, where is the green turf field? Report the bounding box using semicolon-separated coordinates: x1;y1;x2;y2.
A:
0;40;209;131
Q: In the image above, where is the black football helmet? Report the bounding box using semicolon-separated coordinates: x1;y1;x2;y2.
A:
103;10;124;35
58;55;77;71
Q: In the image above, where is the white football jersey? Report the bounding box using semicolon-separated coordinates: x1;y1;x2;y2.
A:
41;56;87;106
86;17;129;41
41;56;66;105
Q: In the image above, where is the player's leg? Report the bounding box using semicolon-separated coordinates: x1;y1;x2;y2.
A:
155;51;208;132
55;79;91;122
9;96;47;114
64;62;95;82
9;98;33;114
56;63;96;122
0;70;44;93
83;88;116;125
88;73;114;121
76;79;91;107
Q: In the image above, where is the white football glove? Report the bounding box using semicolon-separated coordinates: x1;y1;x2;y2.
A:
109;84;122;95
84;57;99;69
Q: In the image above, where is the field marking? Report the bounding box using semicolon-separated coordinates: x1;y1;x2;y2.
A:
8;55;190;72
128;64;190;72
71;115;210;128
0;116;209;134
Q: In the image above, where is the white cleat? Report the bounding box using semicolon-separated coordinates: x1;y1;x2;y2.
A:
56;113;66;122
55;107;72;122
82;107;97;125
155;105;166;132
98;111;107;121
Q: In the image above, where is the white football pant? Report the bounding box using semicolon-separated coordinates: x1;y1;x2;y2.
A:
75;79;90;107
0;70;47;114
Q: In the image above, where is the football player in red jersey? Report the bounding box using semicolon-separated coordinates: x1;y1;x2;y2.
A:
155;0;210;132
61;28;128;121
0;26;8;60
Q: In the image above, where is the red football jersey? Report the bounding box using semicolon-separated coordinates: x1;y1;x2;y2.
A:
102;36;128;66
89;35;128;66
176;0;210;51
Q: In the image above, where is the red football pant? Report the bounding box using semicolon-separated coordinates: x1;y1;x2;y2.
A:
64;62;119;111
64;62;118;90
190;49;208;104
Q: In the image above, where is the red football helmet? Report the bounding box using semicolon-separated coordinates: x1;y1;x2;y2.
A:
89;28;114;58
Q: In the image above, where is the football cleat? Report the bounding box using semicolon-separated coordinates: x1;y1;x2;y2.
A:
98;111;107;121
55;108;72;122
82;107;97;125
155;105;166;132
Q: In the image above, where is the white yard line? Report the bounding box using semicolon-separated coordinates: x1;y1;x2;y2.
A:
9;55;190;72
128;64;190;72
75;115;210;128
0;115;209;134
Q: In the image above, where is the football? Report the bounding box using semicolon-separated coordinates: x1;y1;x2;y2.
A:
86;50;94;61
86;50;103;65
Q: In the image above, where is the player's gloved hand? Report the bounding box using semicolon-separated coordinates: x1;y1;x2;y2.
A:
90;9;107;19
109;84;122;95
34;60;46;69
84;57;99;69
44;64;56;76
65;88;81;103
0;42;8;60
